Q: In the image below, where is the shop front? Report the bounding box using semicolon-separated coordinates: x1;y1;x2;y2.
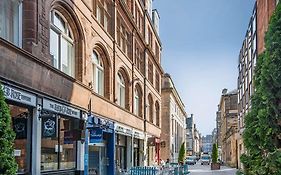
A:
115;123;133;174
132;130;145;167
2;84;37;175
40;98;84;175
85;115;115;175
147;136;161;166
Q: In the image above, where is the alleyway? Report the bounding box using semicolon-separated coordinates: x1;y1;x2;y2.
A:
189;164;237;175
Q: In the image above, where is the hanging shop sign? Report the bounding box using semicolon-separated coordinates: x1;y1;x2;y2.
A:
43;98;80;119
42;116;57;138
89;127;103;143
2;84;36;107
13;117;27;139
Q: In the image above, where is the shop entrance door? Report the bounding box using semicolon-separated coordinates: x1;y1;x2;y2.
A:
88;143;107;175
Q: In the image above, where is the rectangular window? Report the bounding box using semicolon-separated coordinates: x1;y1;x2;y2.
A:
50;29;59;69
61;37;75;77
97;6;102;23
0;0;22;47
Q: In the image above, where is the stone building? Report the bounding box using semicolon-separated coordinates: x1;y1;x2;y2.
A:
217;89;238;168
237;0;278;169
160;73;186;163
0;0;163;174
186;114;194;156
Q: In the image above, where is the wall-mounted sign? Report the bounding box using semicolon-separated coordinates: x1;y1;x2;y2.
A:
43;99;80;118
133;130;145;139
42;116;57;138
2;84;36;107
90;127;103;143
115;123;132;136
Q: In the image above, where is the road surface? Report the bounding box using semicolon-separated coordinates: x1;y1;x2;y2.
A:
188;162;237;175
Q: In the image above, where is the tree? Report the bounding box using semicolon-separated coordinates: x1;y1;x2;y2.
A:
241;3;281;175
211;143;218;163
178;142;185;164
0;85;17;174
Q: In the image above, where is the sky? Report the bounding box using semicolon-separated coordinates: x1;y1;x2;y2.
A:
153;0;256;136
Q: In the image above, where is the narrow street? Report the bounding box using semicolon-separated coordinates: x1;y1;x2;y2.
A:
188;163;237;175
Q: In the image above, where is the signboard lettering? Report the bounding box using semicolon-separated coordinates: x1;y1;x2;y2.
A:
2;85;36;107
43;99;80;118
90;127;103;143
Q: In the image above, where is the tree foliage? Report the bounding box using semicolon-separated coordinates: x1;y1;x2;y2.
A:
241;3;281;175
0;84;17;175
178;142;185;164
211;143;218;163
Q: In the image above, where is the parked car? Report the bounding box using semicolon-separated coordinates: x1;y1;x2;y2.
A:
185;156;196;165
201;155;211;165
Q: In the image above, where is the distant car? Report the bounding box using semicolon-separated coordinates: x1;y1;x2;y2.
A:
201;155;211;165
185;156;196;165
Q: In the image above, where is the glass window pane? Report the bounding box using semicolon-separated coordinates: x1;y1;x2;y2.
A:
10;104;30;174
0;0;20;46
97;69;104;95
59;117;77;170
50;29;59;69
61;37;74;77
41;116;59;171
54;12;66;33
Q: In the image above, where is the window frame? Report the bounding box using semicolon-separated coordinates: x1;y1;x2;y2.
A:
50;10;75;77
92;51;104;96
0;0;22;47
117;73;126;108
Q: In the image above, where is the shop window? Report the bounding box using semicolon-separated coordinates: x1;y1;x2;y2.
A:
41;115;78;171
50;10;75;77
92;51;104;96
117;73;126;108
9;104;31;174
0;0;22;47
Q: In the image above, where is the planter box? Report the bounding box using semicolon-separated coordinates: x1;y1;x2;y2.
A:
211;163;221;170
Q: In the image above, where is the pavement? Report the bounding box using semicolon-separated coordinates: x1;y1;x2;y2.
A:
188;162;237;175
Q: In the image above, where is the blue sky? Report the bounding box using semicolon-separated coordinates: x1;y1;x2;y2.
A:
154;0;255;135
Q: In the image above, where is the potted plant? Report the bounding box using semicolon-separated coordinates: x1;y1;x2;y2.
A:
211;143;220;170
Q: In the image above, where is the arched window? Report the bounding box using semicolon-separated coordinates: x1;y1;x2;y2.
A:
50;10;75;77
92;51;104;96
155;101;160;127
117;72;126;108
148;94;153;123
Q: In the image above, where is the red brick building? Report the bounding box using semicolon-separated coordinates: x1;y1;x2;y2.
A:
0;0;163;174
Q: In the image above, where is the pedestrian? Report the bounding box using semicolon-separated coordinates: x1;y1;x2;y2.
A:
166;158;170;164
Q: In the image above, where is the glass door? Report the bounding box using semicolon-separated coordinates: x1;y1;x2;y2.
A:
88;145;107;175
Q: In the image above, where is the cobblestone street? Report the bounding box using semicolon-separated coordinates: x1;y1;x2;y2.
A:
188;163;237;175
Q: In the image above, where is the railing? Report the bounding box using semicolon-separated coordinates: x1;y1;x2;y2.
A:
125;164;190;175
